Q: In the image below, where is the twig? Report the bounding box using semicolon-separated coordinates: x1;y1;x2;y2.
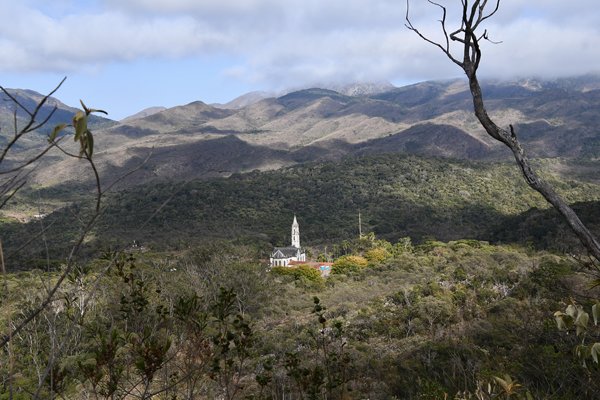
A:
405;0;600;261
0;77;66;165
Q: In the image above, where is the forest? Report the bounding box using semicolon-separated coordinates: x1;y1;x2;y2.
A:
4;154;600;269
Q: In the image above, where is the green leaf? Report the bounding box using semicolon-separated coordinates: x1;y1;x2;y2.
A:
591;342;600;364
575;310;589;336
554;311;573;331
73;111;87;141
80;99;89;114
565;304;577;318
574;344;588;359
79;99;107;115
49;123;67;142
88;108;108;115
493;376;510;393
593;302;599;326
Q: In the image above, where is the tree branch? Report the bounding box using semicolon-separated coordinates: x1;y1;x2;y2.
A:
406;0;600;261
405;0;464;67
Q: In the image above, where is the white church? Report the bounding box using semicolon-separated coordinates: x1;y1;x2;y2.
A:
269;215;307;267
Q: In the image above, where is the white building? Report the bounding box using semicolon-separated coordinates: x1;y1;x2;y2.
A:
270;215;306;267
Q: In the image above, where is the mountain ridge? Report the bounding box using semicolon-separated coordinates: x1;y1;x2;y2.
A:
4;75;600;189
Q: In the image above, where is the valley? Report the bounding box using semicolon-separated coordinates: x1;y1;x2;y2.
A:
1;75;600;399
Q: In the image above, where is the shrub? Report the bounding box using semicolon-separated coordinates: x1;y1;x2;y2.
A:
332;255;369;275
365;247;391;263
271;265;324;285
393;236;414;255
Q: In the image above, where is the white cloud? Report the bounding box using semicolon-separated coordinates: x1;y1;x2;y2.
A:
1;0;599;88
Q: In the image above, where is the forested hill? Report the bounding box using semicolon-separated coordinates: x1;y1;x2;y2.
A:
5;154;600;268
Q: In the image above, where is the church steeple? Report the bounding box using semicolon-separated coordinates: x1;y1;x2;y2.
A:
291;215;300;248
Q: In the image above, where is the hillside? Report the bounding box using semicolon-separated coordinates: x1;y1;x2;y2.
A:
0;87;116;139
7;75;600;190
3;76;600;263
2;234;599;398
3;79;600;399
4;153;600;269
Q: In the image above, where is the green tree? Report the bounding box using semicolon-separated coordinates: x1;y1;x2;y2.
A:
331;255;368;275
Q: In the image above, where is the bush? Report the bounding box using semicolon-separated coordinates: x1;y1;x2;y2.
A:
271;265;324;285
332;255;369;275
365;247;391;263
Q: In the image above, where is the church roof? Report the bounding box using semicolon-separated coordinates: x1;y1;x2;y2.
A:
271;246;303;258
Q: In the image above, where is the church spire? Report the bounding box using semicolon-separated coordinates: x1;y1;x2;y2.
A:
291;215;300;248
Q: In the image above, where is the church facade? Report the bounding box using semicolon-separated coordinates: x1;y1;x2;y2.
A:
270;216;306;267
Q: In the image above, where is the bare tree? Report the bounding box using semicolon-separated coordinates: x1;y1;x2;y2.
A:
405;0;600;261
0;80;108;348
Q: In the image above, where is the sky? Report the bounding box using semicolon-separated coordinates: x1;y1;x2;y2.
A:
1;0;599;120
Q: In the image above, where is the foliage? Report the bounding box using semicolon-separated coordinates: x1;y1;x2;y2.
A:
6;154;600;268
281;297;353;399
272;265;325;286
365;247;391;263
454;375;533;400
2;238;600;398
331;255;368;275
554;301;600;367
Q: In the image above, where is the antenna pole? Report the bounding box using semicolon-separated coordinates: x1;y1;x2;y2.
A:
358;210;362;238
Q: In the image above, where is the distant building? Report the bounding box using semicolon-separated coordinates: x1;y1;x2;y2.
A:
270;216;306;267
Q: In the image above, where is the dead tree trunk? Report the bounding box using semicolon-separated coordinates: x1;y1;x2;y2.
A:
406;0;600;261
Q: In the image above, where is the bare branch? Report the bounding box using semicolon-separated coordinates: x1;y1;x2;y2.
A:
0;179;26;210
12;110;18;137
1;77;66;135
27;106;58;133
86;152;102;213
0;170;25;197
407;0;600;261
51;139;84;159
479;29;503;44
475;0;501;29
0;137;62;175
428;0;451;52
102;149;154;195
3;219;58;262
405;0;464;68
137;179;190;232
0;77;67;166
467;0;479;26
1;87;34;118
0;84;118;348
0;202;101;348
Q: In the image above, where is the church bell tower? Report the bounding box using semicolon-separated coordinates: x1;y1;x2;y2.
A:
291;215;300;248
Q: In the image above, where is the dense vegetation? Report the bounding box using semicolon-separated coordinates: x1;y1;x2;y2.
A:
4;70;600;399
3;154;600;269
3;150;600;399
2;237;599;399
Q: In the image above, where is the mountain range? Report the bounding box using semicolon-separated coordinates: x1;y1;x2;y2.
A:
2;75;600;190
3;75;600;264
